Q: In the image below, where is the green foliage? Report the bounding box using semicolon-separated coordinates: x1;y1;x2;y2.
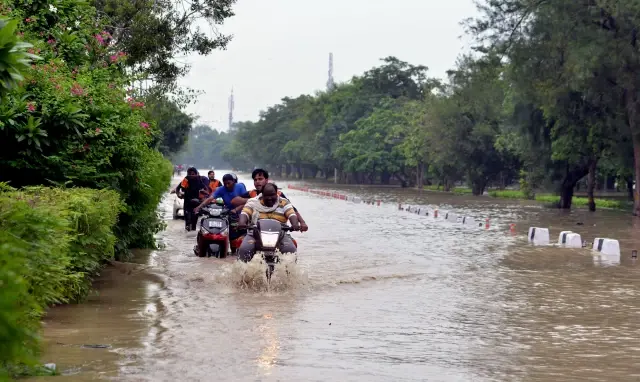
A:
212;2;639;213
0;17;38;95
148;95;194;156
0;0;173;256
92;0;236;92
0;187;121;376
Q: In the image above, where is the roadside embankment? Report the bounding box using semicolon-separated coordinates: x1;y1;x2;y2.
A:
423;186;632;211
0;185;121;379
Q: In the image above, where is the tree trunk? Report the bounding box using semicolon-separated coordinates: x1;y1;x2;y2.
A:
416;163;424;189
471;179;487;196
634;137;640;216
587;159;598;212
625;87;640;216
606;175;616;191
558;165;589;209
627;176;634;201
381;171;391;185
499;172;507;190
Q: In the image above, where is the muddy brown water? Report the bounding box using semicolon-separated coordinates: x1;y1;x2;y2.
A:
31;172;640;381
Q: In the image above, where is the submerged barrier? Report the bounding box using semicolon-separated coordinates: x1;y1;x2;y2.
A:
287;184;634;259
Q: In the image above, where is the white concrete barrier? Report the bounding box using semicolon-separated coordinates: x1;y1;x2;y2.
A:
558;231;582;248
592;238;620;256
558;231;573;245
528;227;550;245
445;212;456;221
462;216;475;226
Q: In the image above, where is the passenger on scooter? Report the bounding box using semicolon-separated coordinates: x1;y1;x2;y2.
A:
170;167;210;231
231;168;309;232
236;183;299;262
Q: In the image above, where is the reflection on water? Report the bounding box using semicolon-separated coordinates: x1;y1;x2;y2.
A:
257;313;279;374
34;172;640;381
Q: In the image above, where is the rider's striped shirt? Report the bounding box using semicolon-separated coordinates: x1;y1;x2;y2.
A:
241;198;294;224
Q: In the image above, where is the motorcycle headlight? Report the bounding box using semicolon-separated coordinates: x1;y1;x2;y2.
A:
200;226;208;235
220;227;229;236
260;232;279;248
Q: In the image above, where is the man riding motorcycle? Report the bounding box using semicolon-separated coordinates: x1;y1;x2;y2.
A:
237;183;300;262
231;168;309;232
171;167;210;231
193;174;248;255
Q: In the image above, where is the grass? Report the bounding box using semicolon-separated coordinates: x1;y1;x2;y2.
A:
424;186;632;210
424;185;473;195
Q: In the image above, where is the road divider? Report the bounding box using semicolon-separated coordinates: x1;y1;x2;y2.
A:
286;184;634;260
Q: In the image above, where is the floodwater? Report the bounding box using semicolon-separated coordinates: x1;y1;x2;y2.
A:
32;172;640;381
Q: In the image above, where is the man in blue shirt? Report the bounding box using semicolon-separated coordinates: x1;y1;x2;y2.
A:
194;173;247;215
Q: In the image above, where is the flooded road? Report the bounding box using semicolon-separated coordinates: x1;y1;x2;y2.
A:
36;172;640;381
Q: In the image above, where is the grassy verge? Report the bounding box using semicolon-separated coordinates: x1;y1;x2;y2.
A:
424;186;631;210
424;185;473;195
0;185;122;379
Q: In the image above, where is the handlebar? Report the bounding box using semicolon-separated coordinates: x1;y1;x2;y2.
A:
197;206;229;216
246;224;297;232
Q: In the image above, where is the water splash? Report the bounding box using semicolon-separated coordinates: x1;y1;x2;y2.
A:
215;252;309;292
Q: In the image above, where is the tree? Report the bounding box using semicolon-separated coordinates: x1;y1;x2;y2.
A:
468;0;640;213
0;0;172;255
92;0;236;92
147;95;194;156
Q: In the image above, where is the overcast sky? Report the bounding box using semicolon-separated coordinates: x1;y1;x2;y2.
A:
177;0;478;132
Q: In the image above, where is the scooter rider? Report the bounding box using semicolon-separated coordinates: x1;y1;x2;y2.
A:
171;167;210;231
236;183;299;262
194;174;247;215
231;168;309;232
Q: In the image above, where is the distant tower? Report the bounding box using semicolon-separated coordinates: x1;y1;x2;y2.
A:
326;53;335;90
228;88;234;130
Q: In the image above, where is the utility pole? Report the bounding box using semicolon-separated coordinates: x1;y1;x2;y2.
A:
327;53;338;183
228;88;234;131
327;52;335;91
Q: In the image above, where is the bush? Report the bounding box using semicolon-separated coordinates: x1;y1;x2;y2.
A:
0;0;173;259
488;189;524;198
0;186;122;377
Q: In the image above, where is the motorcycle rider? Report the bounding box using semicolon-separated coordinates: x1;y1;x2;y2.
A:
171;167;210;231
208;170;222;190
236;183;299;262
231;168;309;232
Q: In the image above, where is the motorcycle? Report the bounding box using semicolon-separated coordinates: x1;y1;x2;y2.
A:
249;219;299;281
195;198;246;258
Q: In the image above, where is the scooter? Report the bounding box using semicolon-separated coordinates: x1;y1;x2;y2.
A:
195;199;246;258
250;219;298;281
